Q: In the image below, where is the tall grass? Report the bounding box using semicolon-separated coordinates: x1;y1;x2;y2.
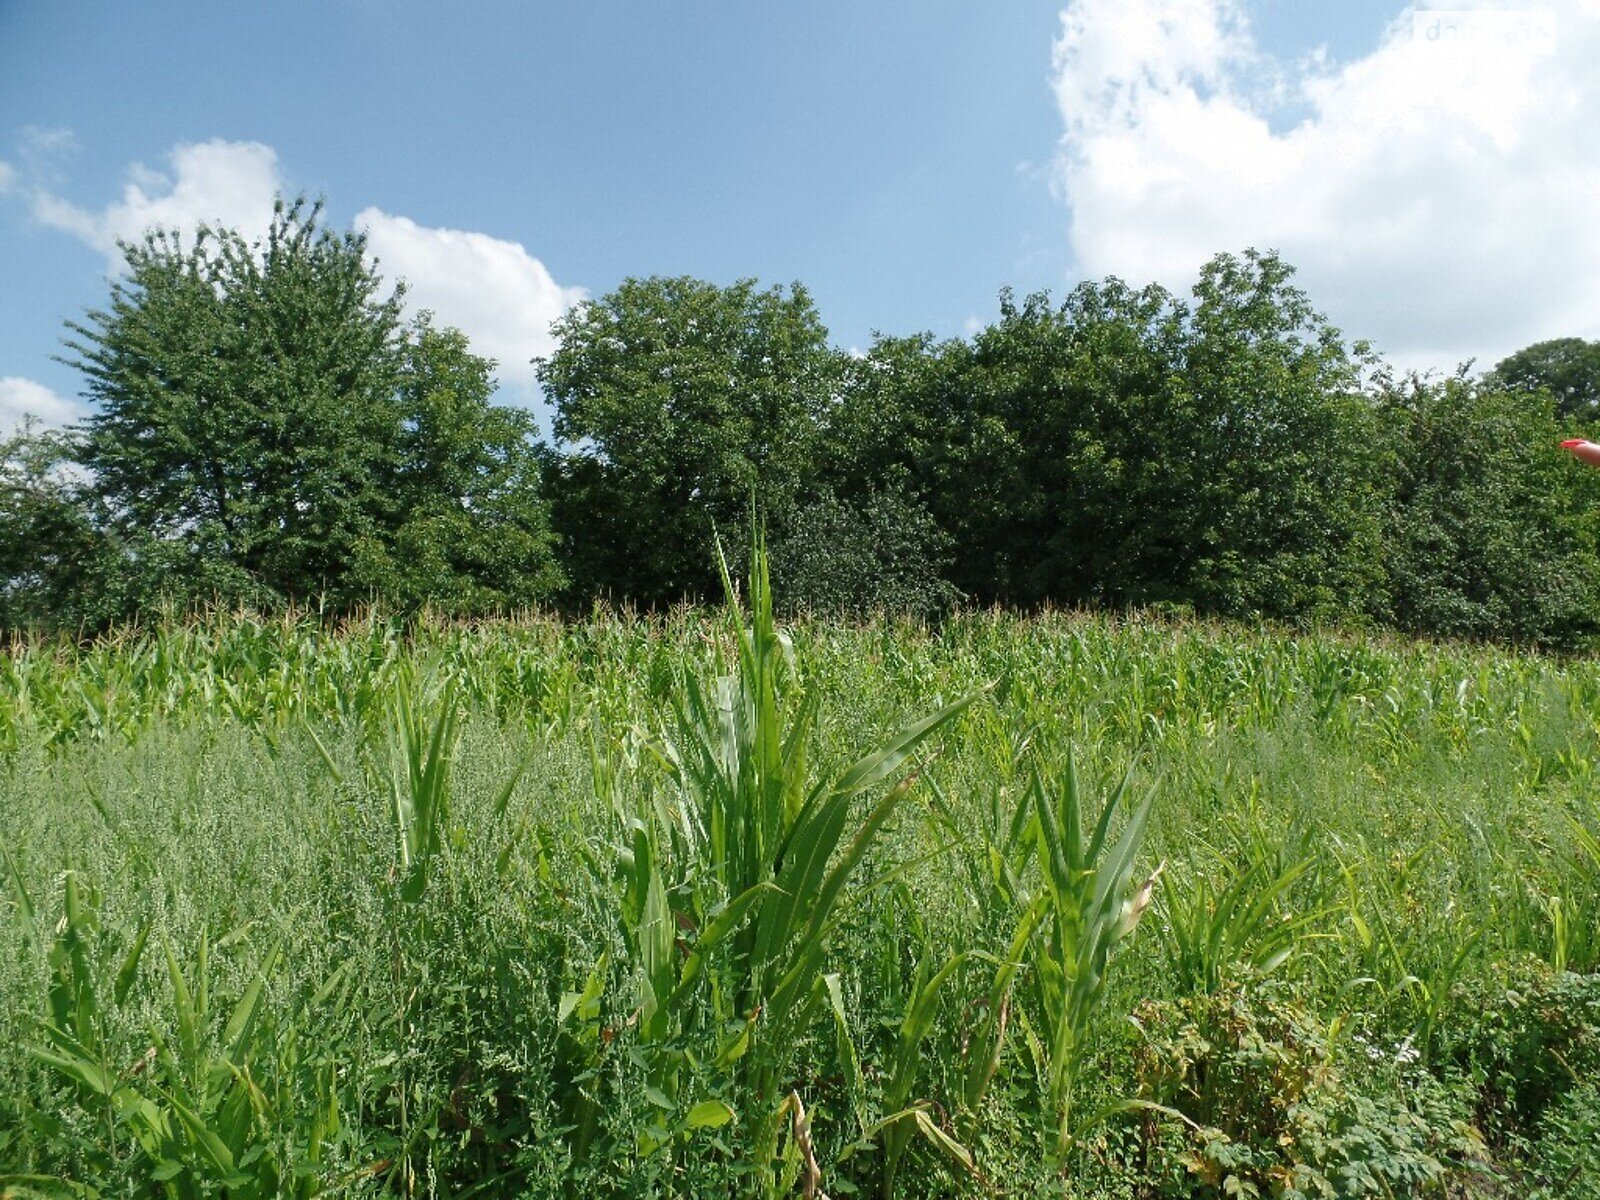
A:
2;576;1599;1194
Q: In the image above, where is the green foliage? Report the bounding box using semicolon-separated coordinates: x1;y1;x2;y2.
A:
66;197;407;606
539;276;839;606
570;532;976;1190
349;318;564;613
771;484;960;618
1019;757;1159;1160
1373;372;1600;644
21;874;344;1198
1449;961;1600;1142
817;331;994;601
0;422;279;635
1525;1081;1600;1199
385;673;461;905
22;241;1600;648
1492;337;1600;421
1160;848;1321;997
1177;251;1386;620
1130;985;1488;1198
7;541;1600;1194
819;252;1384;624
0;422;115;632
53;197;560;626
956;280;1180;606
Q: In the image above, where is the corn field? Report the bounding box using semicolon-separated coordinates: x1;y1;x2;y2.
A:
3;548;1599;1197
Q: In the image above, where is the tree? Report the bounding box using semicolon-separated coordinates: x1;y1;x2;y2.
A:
826;252;1382;621
949;253;1382;620
955;279;1187;607
60;197;561;616
0;421;253;632
0;421;107;630
1173;250;1384;619
68;198;404;604
1374;372;1600;645
771;483;960;618
350;318;564;613
539;276;839;607
1491;337;1600;421
815;332;978;600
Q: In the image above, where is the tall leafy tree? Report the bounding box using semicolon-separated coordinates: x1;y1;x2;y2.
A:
1374;372;1600;644
831;253;1382;620
0;421;107;630
956;280;1187;607
816;332;979;603
539;276;838;605
1174;250;1384;619
1491;337;1600;421
351;317;564;612
61;198;561;615
68;198;407;603
0;421;261;631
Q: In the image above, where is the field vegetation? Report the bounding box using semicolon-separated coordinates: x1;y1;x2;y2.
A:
3;544;1599;1196
4;199;1600;1197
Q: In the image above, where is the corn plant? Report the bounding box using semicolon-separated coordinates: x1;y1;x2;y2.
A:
1024;753;1160;1163
942;748;1159;1167
1556;795;1600;972
305;668;469;1195
1159;842;1323;995
871;949;974;1197
920;766;1033;1126
1333;837;1481;1063
576;530;976;1190
386;671;460;905
23;873;344;1197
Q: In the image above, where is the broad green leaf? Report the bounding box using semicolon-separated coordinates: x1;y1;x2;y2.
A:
31;1047;116;1098
1;843;37;948
832;692;977;797
685;1099;736;1129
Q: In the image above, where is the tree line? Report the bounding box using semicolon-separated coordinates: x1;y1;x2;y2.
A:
5;198;1600;645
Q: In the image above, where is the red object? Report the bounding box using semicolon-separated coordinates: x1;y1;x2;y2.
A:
1562;439;1600;468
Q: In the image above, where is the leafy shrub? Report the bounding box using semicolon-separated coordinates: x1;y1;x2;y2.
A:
1449;959;1600;1143
1129;984;1489;1198
772;484;961;619
1524;1080;1600;1198
1373;374;1600;647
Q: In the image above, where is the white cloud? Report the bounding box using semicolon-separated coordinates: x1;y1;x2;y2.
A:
1053;0;1600;371
0;377;84;433
0;160;15;195
30;139;285;269
14;137;585;390
356;209;586;384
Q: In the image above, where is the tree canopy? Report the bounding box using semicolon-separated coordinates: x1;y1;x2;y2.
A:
52;197;561;619
6;208;1597;647
538;275;838;607
1491;337;1600;421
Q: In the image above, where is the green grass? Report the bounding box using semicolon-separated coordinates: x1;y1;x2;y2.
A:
2;582;1599;1196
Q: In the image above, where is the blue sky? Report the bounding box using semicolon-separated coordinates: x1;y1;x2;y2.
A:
3;1;1595;430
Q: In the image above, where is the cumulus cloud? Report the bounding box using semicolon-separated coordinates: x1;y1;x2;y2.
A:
1052;0;1600;371
29;139;285;269
13;137;584;391
356;209;585;384
0;377;84;433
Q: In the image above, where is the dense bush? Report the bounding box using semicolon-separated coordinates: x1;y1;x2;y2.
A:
1130;985;1489;1198
770;484;960;618
1373;373;1600;644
